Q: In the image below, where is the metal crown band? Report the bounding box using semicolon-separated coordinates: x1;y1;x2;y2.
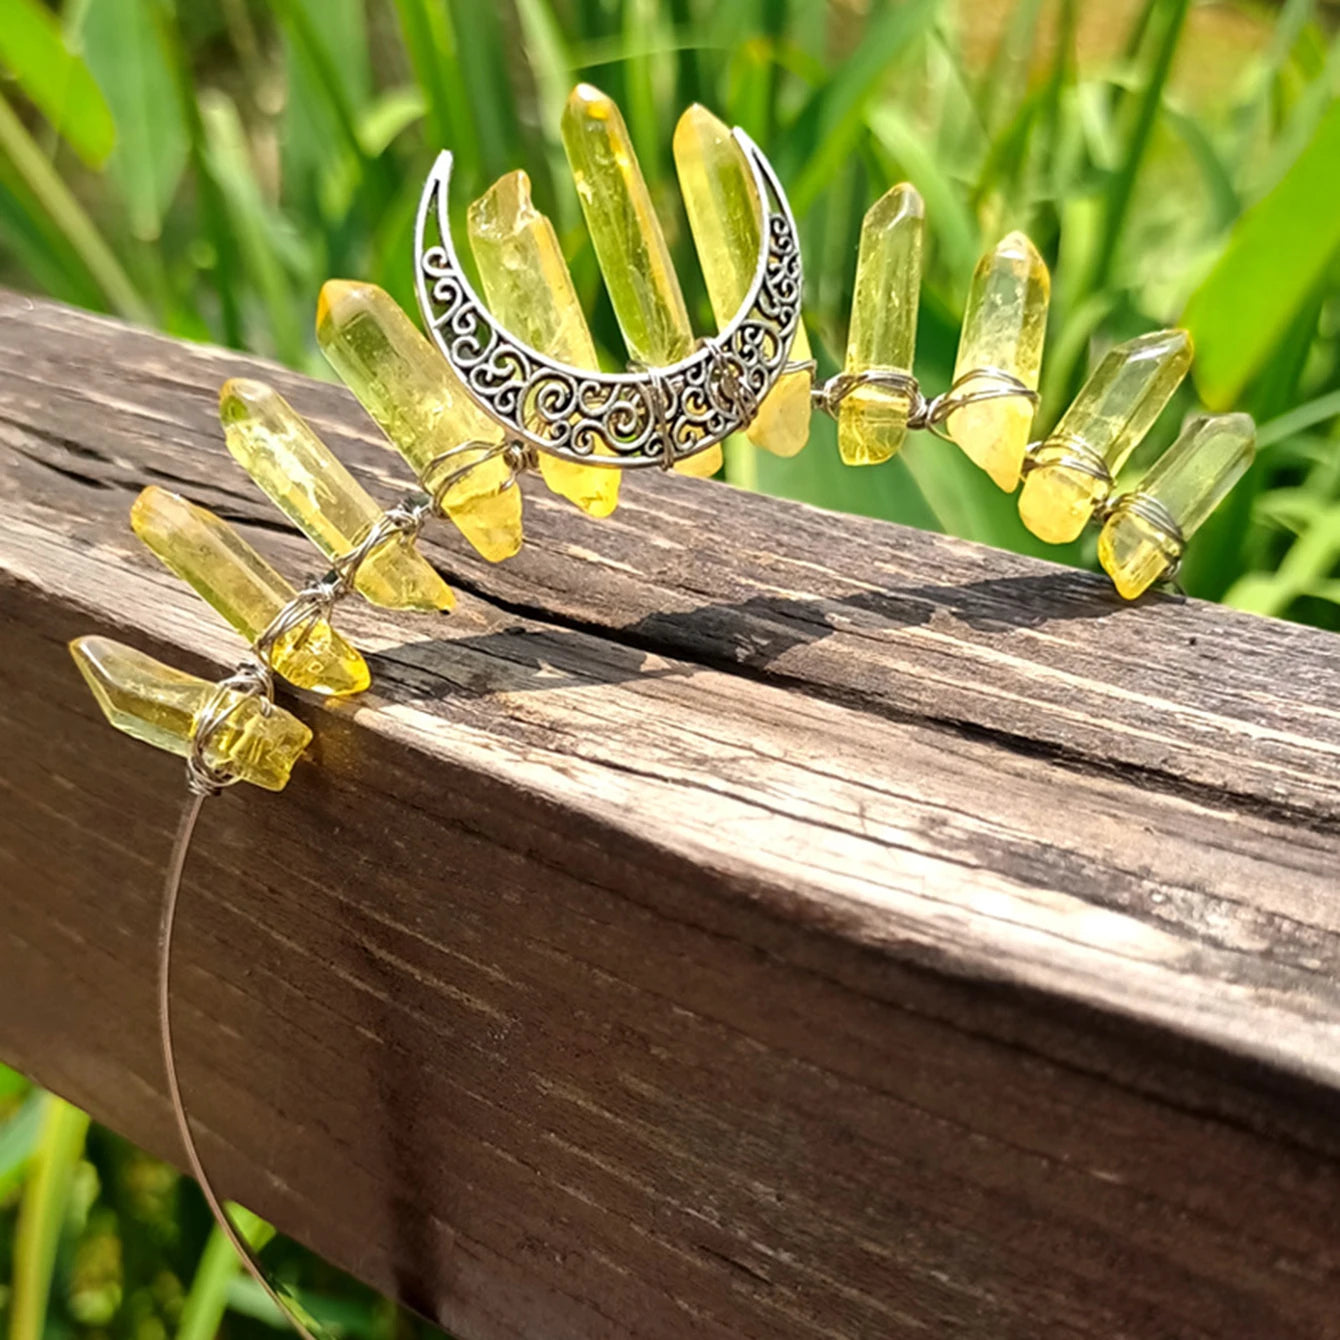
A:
413;131;803;469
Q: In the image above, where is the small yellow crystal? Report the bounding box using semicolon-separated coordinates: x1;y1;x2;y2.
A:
315;281;523;562
948;231;1050;491
70;636;311;790
130;487;370;696
562;83;722;478
1098;412;1255;599
467;170;620;517
839;183;924;466
1018;329;1193;544
219;377;454;611
673;104;811;459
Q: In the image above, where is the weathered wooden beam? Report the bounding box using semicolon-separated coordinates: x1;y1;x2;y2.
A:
2;292;1340;1339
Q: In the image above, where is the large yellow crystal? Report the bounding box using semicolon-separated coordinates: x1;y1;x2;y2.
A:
315;281;523;562
130;487;370;696
1098;412;1255;599
839;183;924;466
467;170;620;517
1018;329;1193;544
561;83;722;479
70;636;311;790
672;104;811;459
948;231;1050;492
219;377;454;611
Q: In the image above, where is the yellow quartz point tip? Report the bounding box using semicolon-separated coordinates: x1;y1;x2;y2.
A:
839;182;925;466
1098;412;1255;599
315;281;523;563
467;170;620;519
561;84;714;479
1018;328;1193;545
130;487;371;696
219;376;454;611
70;635;311;791
949;230;1050;492
673;103;812;459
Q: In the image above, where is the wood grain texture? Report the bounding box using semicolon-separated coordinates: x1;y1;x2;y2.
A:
1;293;1340;1339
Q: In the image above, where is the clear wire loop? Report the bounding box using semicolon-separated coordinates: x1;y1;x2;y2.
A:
1019;433;1114;488
919;367;1040;443
811;368;926;422
419;439;534;511
186;662;274;797
1099;490;1187;587
811;365;1040;441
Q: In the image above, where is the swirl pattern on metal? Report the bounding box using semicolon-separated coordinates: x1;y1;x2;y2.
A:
413;131;803;469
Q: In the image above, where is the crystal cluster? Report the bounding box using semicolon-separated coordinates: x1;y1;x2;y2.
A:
71;82;826;789
72;87;1262;792
73;363;458;786
829;183;1253;597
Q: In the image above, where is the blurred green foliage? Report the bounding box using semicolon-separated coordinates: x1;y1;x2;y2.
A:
3;0;1340;1333
0;0;1338;618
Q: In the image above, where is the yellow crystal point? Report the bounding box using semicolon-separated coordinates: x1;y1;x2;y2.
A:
70;636;311;790
672;104;811;458
219;377;454;611
130;487;370;696
467;171;620;518
1018;329;1193;544
561;83;722;479
1098;412;1255;599
315;281;523;562
839;183;925;466
948;230;1050;491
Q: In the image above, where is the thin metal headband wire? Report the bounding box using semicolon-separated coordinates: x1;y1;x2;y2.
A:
151;441;532;1340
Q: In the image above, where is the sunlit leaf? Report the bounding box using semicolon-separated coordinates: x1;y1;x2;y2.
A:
1183;98;1340;409
0;0;115;167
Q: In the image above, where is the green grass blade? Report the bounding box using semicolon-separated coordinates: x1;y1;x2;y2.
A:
0;0;115;167
201;91;306;366
783;0;939;216
622;0;665;175
81;0;188;241
0;1092;45;1201
270;0;368;170
0;158;105;307
1086;0;1189;296
177;1203;277;1340
1256;388;1340;449
8;1094;91;1340
866;103;979;282
0;87;149;321
446;0;522;184
155;0;244;347
1183;98;1340;409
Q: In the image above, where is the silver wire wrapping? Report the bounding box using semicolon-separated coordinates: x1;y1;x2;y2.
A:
1019;431;1114;488
811;364;1039;440
1099;489;1187;586
164;444;528;1337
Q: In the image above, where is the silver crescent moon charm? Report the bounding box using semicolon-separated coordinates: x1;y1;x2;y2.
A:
413;131;803;469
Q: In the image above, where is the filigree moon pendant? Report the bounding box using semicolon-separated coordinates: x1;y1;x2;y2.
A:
413;131;803;469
